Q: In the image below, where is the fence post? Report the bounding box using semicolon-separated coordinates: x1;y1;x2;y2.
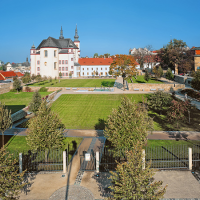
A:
188;148;192;170
96;151;99;173
63;151;66;173
142;149;145;170
19;153;22;173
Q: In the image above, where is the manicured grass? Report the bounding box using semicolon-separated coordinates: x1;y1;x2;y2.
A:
28;79;115;87
0;92;51;114
147;140;200;147
51;94;200;131
127;75;163;84
51;94;148;130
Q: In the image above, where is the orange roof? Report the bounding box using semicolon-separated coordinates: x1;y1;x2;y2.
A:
0;73;5;81
78;58;114;65
0;71;17;78
15;72;24;77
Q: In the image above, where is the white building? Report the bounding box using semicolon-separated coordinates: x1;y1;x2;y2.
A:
78;58;113;77
30;26;80;78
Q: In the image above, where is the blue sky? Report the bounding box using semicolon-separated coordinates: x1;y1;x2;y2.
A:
0;0;200;63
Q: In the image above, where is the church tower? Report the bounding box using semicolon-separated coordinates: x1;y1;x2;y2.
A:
74;25;80;62
59;26;64;39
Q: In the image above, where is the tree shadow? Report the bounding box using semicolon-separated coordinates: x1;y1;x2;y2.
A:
94;118;106;130
101;81;115;87
114;82;123;89
5;105;26;114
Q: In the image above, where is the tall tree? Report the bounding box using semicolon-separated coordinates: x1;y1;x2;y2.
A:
153;66;163;79
26;101;65;161
29;91;42;114
104;97;153;151
191;71;200;91
144;69;151;82
22;73;31;84
109;143;167;200
0;147;27;200
157;39;193;73
165;68;174;80
0;102;12;147
110;54;137;89
13;78;21;93
148;91;172;115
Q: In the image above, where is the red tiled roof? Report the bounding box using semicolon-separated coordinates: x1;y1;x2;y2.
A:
78;58;114;65
0;71;17;78
15;72;24;77
0;73;5;81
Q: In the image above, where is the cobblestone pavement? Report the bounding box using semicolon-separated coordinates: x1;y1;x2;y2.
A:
49;185;95;200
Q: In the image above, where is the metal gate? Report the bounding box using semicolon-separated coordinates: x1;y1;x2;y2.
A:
80;151;96;171
22;149;64;172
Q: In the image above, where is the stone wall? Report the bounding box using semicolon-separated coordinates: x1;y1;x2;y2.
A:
174;75;193;86
128;83;185;92
0;82;13;94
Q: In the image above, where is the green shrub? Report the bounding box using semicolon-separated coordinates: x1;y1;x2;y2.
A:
10;89;17;92
39;87;48;92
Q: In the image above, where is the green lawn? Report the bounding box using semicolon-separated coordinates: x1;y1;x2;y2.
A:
127;75;163;84
28;79;115;87
51;94;200;131
5;136;83;162
0;92;51;114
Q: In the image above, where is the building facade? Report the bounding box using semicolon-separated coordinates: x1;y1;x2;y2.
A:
30;26;80;78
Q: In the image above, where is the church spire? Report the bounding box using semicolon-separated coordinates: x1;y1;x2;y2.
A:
59;26;64;39
74;24;79;41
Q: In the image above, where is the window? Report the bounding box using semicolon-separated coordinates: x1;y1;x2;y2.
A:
71;58;73;61
92;72;94;75
87;72;89;75
62;67;64;71
37;67;40;71
71;66;73;69
62;60;64;64
54;62;57;70
105;68;107;70
66;73;68;76
83;68;84;70
65;60;68;64
105;72;107;75
44;50;48;57
37;60;40;65
83;72;84;75
62;73;64;76
101;68;102;70
96;68;98;71
37;72;40;75
92;68;93;70
44;62;47;66
71;71;73;74
87;68;89;70
59;67;61;71
54;50;56;57
33;50;35;54
101;72;103;76
66;67;68;71
59;60;61;64
71;49;73;52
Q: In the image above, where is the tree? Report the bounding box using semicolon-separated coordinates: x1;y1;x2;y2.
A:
93;53;98;58
109;143;167;200
31;74;36;81
59;72;62;78
191;71;200;91
144;70;151;82
165;68;174;80
26;101;65;161
157;39;193;73
153;66;163;79
29;91;42;114
148;91;172;115
110;54;137;89
35;74;42;82
0;103;12;147
168;100;189;128
0;147;26;200
104;97;153;151
13;78;21;93
22;73;31;84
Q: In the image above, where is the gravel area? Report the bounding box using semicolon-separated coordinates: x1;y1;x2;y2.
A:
49;185;95;200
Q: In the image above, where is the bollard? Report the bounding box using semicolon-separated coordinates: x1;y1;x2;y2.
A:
19;153;22;173
188;148;192;170
96;151;99;173
63;151;66;173
142;149;145;170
